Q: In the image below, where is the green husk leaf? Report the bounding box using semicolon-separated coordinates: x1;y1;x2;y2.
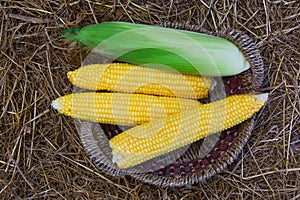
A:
63;22;250;76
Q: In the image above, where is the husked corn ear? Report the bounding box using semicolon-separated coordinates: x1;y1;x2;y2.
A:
67;63;211;99
109;93;268;169
51;92;201;126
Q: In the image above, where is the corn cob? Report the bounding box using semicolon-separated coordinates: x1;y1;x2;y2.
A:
109;93;268;169
63;22;250;76
51;92;201;126
68;63;211;99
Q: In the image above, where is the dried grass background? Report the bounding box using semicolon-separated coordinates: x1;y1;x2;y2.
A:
0;0;299;199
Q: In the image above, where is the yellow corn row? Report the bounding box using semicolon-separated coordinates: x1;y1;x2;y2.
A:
67;63;212;99
51;92;201;126
109;93;268;169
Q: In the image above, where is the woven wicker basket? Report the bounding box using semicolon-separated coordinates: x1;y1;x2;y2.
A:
75;23;264;187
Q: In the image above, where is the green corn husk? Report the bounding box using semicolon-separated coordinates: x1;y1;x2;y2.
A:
63;22;250;76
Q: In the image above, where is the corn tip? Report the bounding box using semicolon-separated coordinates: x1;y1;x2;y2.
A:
255;93;268;103
210;77;217;91
67;71;75;83
112;154;123;165
51;100;62;111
